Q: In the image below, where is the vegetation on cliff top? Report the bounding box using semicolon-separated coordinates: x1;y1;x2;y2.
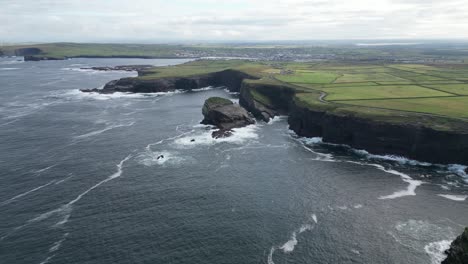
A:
134;59;468;131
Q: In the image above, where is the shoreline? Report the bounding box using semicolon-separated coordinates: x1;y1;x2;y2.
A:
81;67;468;166
23;55;199;61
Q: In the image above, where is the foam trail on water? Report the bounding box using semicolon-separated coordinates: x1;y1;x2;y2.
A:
0;180;56;206
49;233;69;253
54;174;74;185
74;122;134;139
280;231;298;253
346;161;424;199
378;167;423;199
437;194;468;201
267;247;276;264
35;164;57;174
0;155;132;241
145;129;195;151
67;155;131;205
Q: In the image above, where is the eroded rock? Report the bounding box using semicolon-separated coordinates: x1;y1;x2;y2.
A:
201;97;255;137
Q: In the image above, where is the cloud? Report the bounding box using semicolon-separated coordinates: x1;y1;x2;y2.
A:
0;0;467;42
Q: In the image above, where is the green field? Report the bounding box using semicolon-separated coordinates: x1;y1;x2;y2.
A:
275;71;338;84
127;59;468;123
323;85;452;101
272;62;468;122
333;97;468;118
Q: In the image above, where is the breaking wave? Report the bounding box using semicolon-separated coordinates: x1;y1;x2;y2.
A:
268;214;317;263
437;194;468;201
174;124;259;147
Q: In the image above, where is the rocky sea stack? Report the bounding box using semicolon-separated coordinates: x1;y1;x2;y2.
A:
443;228;468;264
201;97;255;138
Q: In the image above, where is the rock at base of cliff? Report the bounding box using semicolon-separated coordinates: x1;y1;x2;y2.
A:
201;97;255;137
212;129;234;139
443;228;468;264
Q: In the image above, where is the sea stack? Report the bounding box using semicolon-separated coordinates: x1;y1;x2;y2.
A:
201;97;255;138
443;228;468;264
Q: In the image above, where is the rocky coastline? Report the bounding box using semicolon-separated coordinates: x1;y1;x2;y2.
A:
23;55;197;61
82;69;468;166
201;97;255;138
443;228;468;264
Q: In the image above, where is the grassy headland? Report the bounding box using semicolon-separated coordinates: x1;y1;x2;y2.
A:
130;59;468;132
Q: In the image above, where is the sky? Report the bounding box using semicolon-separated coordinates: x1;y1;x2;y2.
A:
2;0;468;43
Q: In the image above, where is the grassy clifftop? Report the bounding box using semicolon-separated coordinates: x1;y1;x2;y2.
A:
0;43;193;58
135;60;468;132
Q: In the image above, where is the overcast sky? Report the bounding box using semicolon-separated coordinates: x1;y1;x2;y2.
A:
2;0;468;43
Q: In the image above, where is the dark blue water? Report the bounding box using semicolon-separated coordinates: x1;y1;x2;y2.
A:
1;57;467;264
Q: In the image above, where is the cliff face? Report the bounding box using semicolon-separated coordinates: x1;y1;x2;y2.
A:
443;228;468;264
288;104;468;164
239;82;294;121
83;69;468;165
201;97;255;131
15;48;42;56
83;69;257;94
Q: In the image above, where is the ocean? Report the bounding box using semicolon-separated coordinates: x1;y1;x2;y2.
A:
0;57;467;264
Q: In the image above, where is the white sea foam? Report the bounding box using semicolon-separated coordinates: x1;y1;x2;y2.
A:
61;67;130;74
55;174;74;185
74;122;134;139
295;135;425;199
191;86;215;92
296;137;334;161
1;155;132;241
39;255;55;264
0;60;24;65
174;125;259;147
302;137;323;144
0;180;56;206
223;88;239;95
267;116;287;125
425;240;452;264
447;164;468;182
391;219;455;260
35;164;57;174
49;233;69;252
137;150;185;167
0;67;19;70
267;247;276;264
312;214;318;224
280;223;314;253
280;231;298;253
437;194;468;201
353;149;432;166
66;89;182;101
378;167;424;199
353;204;363;209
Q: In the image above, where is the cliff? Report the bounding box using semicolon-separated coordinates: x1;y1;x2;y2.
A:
83;68;468;165
81;69;257;94
201;97;255;132
15;48;42;56
443;228;468;264
288;103;468;164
